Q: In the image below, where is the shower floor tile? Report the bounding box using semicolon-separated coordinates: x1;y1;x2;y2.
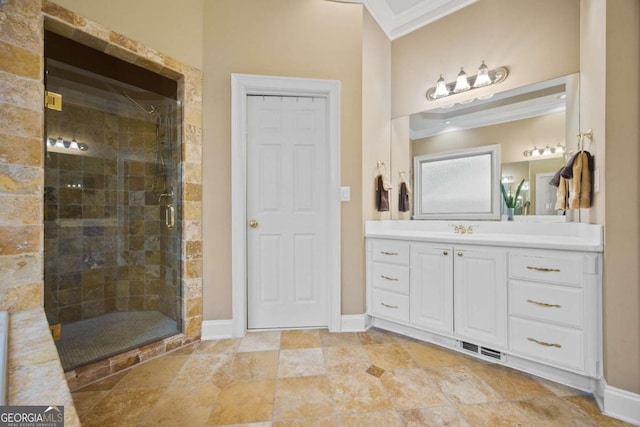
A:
55;311;179;371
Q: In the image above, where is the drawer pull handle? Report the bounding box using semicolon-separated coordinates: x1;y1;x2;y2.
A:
381;251;399;256
443;251;449;256
380;302;398;309
380;275;399;281
528;337;562;348
527;299;561;308
457;252;463;257
526;266;561;273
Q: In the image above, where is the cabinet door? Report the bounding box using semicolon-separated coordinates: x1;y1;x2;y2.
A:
410;244;454;334
454;247;507;349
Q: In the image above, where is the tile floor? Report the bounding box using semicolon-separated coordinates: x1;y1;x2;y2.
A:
71;328;631;426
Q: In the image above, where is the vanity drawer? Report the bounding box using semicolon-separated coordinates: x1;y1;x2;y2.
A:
371;263;409;295
371;289;410;323
371;240;410;266
509;317;584;372
509;253;582;286
509;280;583;328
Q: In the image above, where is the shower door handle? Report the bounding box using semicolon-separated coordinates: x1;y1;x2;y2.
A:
166;204;175;229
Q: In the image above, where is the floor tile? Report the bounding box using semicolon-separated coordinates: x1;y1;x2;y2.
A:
357;328;398;345
337;410;404;427
71;390;107;417
365;343;418;370
167;342;198;356
457;401;533;426
114;355;188;389
403;341;474;368
380;368;449;409
173;353;233;385
468;362;555;400
141;383;219;427
398;406;472;427
513;397;598;426
79;387;166;427
318;329;360;347
425;365;502;405
75;327;626;427
278;348;326;377
323;346;370;376
564;395;634;426
534;376;585;397
273;417;337;426
328;372;392;414
207;379;276;425
75;371;128;392
238;331;281;352
281;329;321;349
229;350;279;381
195;338;242;354
273;376;335;421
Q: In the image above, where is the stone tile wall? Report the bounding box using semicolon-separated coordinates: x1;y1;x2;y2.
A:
0;0;203;396
44;99;182;325
41;0;203;387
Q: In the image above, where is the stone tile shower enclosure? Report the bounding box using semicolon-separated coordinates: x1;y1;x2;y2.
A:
43;56;183;371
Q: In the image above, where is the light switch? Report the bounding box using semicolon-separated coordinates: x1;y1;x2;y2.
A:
341;186;351;202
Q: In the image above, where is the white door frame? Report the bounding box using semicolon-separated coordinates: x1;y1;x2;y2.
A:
231;74;341;337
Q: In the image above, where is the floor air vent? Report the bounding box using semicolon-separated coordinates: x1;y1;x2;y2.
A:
460;341;504;361
461;341;479;353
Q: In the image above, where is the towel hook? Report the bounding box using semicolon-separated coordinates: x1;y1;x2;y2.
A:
576;128;593;152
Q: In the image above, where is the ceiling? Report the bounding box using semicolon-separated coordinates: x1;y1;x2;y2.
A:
333;0;478;39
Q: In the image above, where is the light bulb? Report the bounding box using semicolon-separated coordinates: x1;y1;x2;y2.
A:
473;61;492;87
434;74;449;98
453;68;470;93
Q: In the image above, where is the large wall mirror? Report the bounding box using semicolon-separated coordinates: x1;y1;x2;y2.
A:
391;73;579;221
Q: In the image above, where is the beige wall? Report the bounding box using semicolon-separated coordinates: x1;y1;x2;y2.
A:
50;0;203;69
602;0;640;394
391;0;580;118
362;9;391;221
202;0;365;318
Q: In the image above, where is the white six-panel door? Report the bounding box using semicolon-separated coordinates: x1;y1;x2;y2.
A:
246;96;328;329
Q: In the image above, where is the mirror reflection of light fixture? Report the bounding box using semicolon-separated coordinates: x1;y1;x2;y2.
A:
522;143;565;158
47;137;89;151
426;61;508;102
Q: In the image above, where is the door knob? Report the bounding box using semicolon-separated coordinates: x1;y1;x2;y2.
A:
249;220;259;229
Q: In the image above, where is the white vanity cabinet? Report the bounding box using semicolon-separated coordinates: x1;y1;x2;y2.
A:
507;250;600;376
368;240;410;323
453;247;507;349
410;243;453;334
365;220;604;392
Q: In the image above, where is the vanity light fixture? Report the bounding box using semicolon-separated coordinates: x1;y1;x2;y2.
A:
426;61;508;102
522;143;565;158
47;136;89;151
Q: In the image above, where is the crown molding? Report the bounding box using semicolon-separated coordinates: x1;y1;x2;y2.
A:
330;0;477;40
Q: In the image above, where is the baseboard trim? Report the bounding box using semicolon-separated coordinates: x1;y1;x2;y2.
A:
202;315;369;339
340;314;369;332
600;379;640;426
201;319;233;340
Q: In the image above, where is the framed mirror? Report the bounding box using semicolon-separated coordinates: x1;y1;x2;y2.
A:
391;73;579;221
413;145;500;220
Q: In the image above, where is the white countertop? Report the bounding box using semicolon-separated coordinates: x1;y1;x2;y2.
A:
365;220;603;252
